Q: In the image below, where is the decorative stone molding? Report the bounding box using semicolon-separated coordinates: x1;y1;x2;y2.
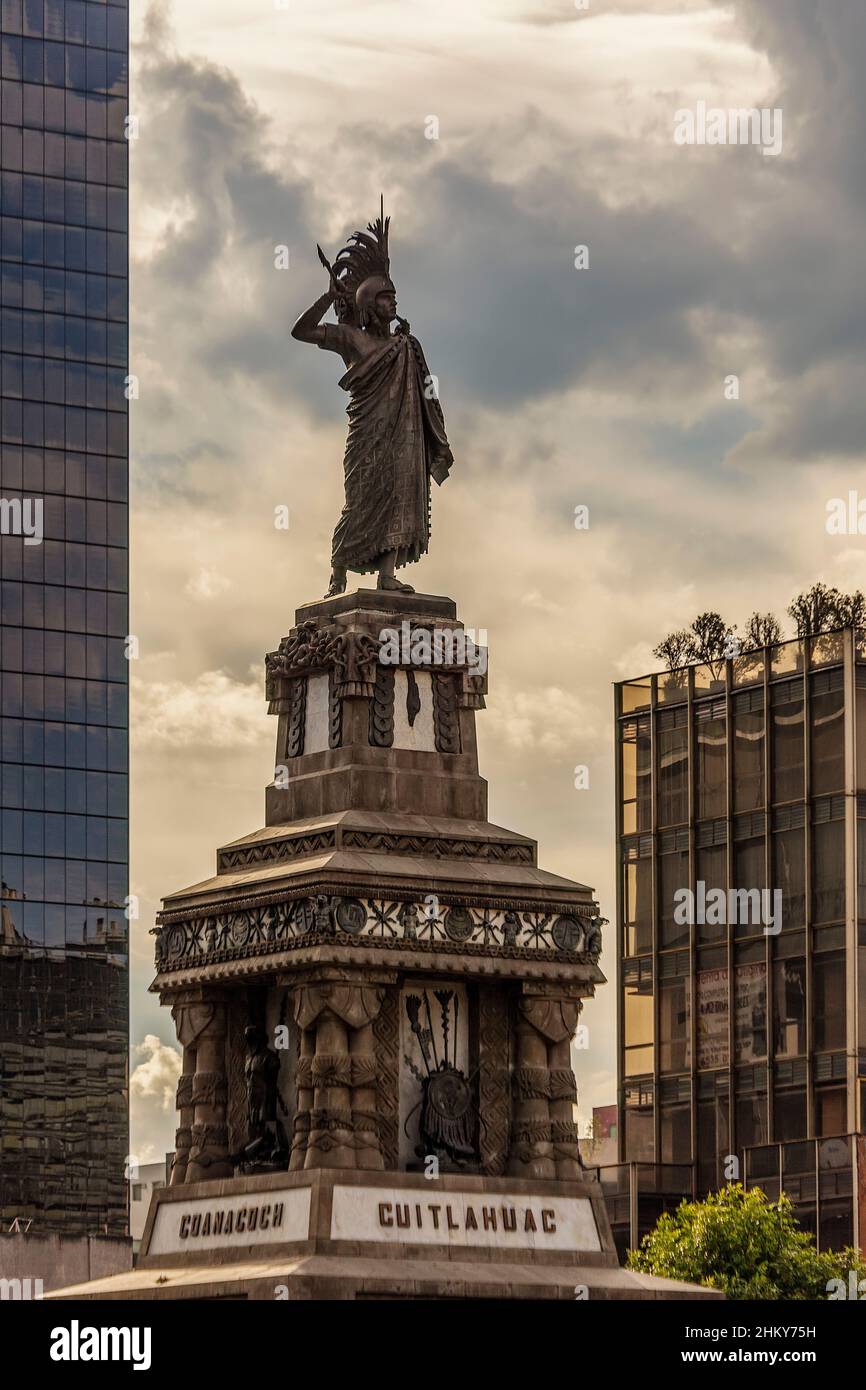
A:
477;985;510;1176
285;678;306;758
266;622;380;709
432;672;461;753
328;667;342;748
373;986;399;1170
368;666;395;747
341;830;533;864
154;897;600;975
218;832;336;872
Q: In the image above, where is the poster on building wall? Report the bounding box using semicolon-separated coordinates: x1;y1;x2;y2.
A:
734;961;768;1064
697;968;729;1069
695;963;768;1069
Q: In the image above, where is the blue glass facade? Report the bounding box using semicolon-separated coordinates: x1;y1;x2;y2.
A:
0;0;128;1234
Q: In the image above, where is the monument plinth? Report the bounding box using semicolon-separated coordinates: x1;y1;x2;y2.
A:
52;589;717;1300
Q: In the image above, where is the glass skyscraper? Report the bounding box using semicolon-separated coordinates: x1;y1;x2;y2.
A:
0;0;128;1234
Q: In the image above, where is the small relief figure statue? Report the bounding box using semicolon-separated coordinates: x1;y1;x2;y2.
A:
312;894;333;935
400;902;419;942
238;1026;287;1172
501;911;521;947
204;919;217;954
584;915;605;962
292;200;454;598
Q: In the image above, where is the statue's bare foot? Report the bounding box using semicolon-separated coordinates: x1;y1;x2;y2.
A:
325;571;347;598
378;574;415;594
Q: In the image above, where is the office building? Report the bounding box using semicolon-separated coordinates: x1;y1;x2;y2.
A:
606;626;866;1255
1;0;129;1235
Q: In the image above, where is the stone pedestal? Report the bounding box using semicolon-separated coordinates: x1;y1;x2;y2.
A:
47;1169;722;1301
50;588;718;1302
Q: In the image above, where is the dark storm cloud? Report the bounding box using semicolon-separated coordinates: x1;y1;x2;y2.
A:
135;0;866;488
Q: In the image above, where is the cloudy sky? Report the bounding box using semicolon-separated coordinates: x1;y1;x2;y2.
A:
128;0;866;1161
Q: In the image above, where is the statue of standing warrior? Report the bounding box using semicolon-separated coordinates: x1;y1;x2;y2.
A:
292;203;454;598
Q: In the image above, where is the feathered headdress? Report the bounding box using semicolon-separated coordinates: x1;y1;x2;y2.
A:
318;197;394;327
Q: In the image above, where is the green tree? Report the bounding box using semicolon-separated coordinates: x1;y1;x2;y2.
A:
627;1184;866;1300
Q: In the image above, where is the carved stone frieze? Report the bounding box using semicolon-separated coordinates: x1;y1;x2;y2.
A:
153;894;598;974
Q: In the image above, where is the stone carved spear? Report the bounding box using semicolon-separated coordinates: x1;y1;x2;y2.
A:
434;989;454;1068
405;995;433;1075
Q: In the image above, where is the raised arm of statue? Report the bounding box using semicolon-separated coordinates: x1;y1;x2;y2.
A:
290;287;336;346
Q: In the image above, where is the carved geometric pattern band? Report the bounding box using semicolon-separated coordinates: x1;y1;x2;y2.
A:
477;985;510;1176
285;677;306;758
154;897;600;970
372;986;399;1170
432;672;461;753
368;665;395;747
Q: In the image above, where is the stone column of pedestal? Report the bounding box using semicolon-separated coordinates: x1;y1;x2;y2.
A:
548;1035;582;1179
507;1010;555;1179
185;999;232;1183
507;991;583;1182
289;1023;314;1171
169;1046;195;1186
293;976;385;1170
350;1020;383;1171
306;1008;355;1169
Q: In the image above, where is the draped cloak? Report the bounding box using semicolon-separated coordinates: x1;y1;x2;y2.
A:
319;325;453;573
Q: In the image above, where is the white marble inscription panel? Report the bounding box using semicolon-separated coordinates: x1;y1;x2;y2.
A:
330;1185;601;1251
148;1186;311;1256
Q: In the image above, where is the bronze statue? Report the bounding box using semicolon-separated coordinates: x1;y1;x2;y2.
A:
292;202;454;598
238;1025;287;1170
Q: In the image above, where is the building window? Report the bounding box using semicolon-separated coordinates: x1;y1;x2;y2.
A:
810;672;844;796
812;817;845;924
622;850;652;957
623;970;654;1077
732;833;765;940
696;704;726;819
771;681;805;804
772;957;806;1057
734;961;767;1063
657;712;688;827
733;695;764;812
697;1091;730;1192
813;952;846;1051
658;848;689;949
620;718;651;835
857;686;866;790
815;1085;847;1137
736;1090;768;1149
774;1087;807;1143
658;976;690;1073
660;1102;691;1164
772;826;805;930
624;1085;654;1162
696;842;727;944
